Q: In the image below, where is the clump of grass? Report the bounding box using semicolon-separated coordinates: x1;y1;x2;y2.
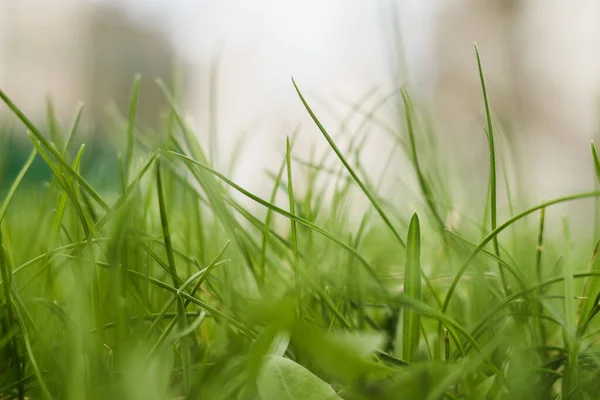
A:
0;45;600;399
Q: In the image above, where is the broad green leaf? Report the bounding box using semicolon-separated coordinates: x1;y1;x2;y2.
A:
292;324;387;383
466;376;496;400
257;356;342;400
269;332;290;357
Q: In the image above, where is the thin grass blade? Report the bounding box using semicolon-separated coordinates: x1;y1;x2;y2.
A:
292;78;405;248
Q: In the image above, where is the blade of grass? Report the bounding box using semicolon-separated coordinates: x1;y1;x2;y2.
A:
400;213;422;362
591;140;600;183
445;230;526;290
156;156;179;287
50;145;86;246
1;233;52;400
286;136;299;273
28;135;97;240
62;103;83;156
176;294;192;394
118;154;127;196
467;272;600;352
562;217;579;397
126;75;141;180
292;78;406;248
475;43;507;296
45;144;86;293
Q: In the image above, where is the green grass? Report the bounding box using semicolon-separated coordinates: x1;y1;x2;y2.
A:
1;46;600;399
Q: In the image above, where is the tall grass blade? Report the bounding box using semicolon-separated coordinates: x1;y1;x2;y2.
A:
126;75;141;180
292;78;406;248
591;140;600;183
474;43;507;295
398;213;422;362
63;103;83;156
285;137;299;271
155;156;179;286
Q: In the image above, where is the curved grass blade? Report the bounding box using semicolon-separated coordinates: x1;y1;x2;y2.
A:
467;271;600;350
562;217;579;396
578;292;600;336
172;310;206;340
126;75;141;180
577;241;600;329
442;190;600;312
292;78;406;248
445;230;526;290
0;235;53;399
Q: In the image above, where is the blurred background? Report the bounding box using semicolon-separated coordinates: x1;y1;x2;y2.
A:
2;0;600;214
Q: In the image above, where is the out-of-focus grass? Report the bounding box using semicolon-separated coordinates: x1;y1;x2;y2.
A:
0;46;600;399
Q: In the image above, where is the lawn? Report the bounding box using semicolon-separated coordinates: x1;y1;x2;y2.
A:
0;47;599;399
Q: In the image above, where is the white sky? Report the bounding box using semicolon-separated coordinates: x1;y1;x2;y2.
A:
87;0;440;197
